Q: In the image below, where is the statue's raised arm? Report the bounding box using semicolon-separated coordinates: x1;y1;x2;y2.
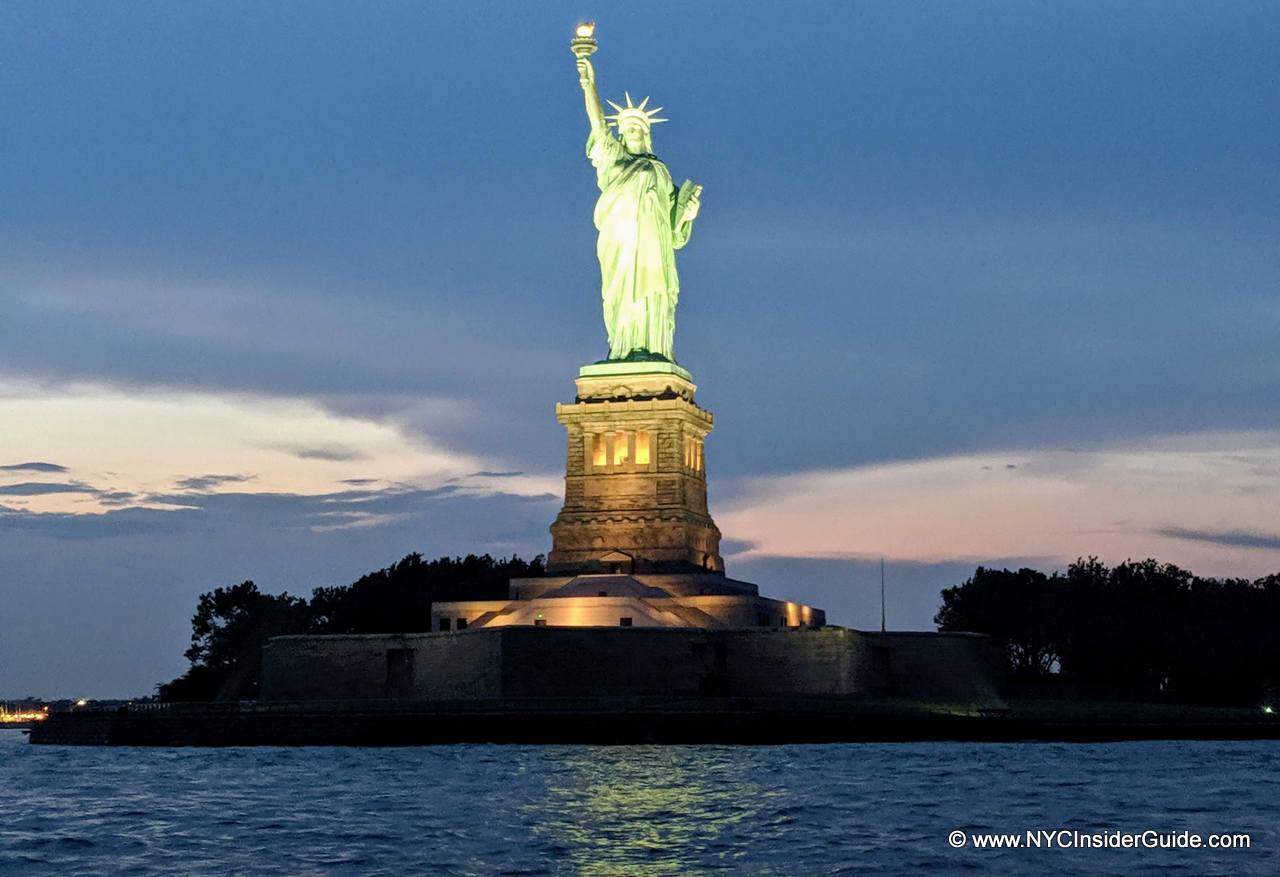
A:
576;57;606;136
571;23;701;364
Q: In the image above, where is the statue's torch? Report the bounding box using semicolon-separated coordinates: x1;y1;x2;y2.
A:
571;21;597;57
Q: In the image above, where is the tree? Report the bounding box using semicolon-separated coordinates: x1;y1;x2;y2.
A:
935;567;1063;675
1057;558;1193;700
310;553;543;634
158;553;545;700
158;581;310;701
936;558;1280;706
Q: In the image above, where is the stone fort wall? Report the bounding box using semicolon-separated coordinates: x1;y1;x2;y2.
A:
261;627;1004;707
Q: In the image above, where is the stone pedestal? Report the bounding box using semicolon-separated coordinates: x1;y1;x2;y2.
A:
547;362;724;575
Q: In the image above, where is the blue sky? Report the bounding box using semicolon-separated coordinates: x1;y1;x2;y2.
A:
1;1;1278;696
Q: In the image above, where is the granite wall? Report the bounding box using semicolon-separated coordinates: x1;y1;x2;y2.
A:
260;627;1004;707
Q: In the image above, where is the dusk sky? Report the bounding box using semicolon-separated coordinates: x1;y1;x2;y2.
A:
2;1;1277;697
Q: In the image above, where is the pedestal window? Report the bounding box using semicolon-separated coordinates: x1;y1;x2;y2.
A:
683;436;705;473
634;431;651;465
588;430;654;472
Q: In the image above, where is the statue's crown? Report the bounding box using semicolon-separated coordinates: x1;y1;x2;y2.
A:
605;93;668;131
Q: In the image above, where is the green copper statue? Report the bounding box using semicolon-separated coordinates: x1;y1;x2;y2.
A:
574;31;702;363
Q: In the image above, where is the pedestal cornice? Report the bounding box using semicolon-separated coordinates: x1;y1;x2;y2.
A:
575;361;698;404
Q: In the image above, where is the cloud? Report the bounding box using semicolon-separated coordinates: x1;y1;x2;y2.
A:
0;481;97;496
0;462;69;473
0;482;560;541
719;538;759;556
468;470;525;478
0;483;559;545
0;480;138;507
270;443;372;462
1;272;565;469
719;431;1280;580
0;382;562;514
0;504;203;539
1157;528;1280;552
174;473;255;491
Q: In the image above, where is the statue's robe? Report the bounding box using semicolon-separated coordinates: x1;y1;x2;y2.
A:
588;129;691;360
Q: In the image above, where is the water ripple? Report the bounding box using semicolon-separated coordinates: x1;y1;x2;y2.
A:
1;731;1278;875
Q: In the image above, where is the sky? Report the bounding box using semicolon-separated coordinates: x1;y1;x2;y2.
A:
1;1;1277;697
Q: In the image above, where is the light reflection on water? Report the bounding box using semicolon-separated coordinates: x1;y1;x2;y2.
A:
1;730;1277;876
528;747;783;875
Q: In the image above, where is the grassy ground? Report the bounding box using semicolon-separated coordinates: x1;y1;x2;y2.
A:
1006;699;1276;725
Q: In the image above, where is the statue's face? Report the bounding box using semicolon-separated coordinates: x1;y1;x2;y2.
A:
619;120;649;153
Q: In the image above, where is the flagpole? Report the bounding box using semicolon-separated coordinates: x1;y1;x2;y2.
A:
880;557;886;633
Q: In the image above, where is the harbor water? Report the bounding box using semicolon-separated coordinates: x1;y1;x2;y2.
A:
1;730;1276;875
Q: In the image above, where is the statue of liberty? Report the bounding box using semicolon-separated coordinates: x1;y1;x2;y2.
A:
575;40;702;363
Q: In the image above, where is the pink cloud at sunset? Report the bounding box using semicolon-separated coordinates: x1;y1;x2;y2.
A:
0;381;560;518
720;431;1280;577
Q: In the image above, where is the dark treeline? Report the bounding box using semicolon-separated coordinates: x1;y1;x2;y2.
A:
936;558;1280;706
162;551;1279;708
158;553;543;701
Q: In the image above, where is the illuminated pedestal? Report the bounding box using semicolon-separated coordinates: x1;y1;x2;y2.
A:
547;362;724;575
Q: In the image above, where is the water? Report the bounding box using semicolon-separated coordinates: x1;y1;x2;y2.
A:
1;730;1276;875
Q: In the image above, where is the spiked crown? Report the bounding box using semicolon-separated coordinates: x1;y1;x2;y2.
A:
605;92;668;131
